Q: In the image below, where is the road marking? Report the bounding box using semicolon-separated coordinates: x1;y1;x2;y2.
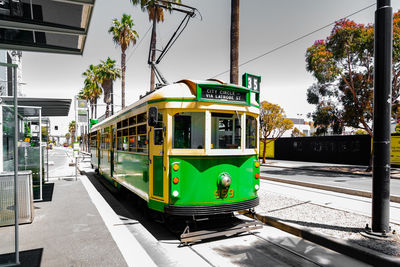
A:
80;175;157;267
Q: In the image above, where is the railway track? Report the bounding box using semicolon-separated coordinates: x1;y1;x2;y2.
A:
184;228;326;267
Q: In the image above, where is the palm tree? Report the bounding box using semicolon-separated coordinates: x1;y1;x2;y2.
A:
68;121;76;143
230;0;239;84
78;86;94;119
65;133;71;145
97;57;121;118
82;64;102;119
108;14;138;109
130;0;181;91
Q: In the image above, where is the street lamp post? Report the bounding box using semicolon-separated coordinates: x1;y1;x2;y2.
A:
371;0;393;235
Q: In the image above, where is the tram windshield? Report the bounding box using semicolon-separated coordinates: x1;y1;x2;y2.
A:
211;112;241;149
173;112;205;149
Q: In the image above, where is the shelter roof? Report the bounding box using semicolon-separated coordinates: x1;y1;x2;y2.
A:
0;0;95;54
1;97;71;116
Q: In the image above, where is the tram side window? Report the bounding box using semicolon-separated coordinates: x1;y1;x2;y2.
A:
173;112;205;149
211;113;241;149
154;112;163;145
246;115;257;148
90;131;97;148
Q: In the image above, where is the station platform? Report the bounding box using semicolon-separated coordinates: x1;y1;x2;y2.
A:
0;147;155;267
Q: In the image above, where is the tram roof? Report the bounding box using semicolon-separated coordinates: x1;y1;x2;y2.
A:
91;79;258;130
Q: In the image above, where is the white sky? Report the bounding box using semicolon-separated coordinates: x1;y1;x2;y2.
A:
20;0;400;135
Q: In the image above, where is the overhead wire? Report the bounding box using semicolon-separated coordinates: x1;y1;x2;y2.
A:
210;3;376;79
126;24;153;63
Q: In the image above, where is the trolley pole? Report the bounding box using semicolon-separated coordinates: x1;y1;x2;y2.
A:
372;0;392;235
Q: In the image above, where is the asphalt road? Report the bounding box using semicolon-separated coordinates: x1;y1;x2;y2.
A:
260;164;400;196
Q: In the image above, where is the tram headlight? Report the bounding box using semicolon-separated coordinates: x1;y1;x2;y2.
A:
255;184;260;191
172;190;179;197
173;164;180;171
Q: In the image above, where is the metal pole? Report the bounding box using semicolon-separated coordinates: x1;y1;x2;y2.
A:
74;96;77;143
39;109;42;201
111;81;114;116
75;155;77;181
372;0;393;234
13;64;20;265
47;119;49;182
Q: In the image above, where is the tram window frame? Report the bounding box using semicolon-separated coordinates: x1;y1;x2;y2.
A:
211;112;241;149
115;112;148;154
246;115;257;149
137;135;147;153
117;136;122;150
129;116;136;125
137;113;146;124
154;112;163;146
117;121;122;129
129;126;136;135
172;112;205;149
137;124;146;135
129;136;137;152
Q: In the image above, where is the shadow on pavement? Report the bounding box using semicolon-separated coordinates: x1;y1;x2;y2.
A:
33;183;55;202
0;248;43;267
84;171;176;241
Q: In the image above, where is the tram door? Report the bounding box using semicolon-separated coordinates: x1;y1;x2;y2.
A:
149;110;166;202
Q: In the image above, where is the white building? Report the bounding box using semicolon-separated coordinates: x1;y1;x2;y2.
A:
282;118;315;137
0;50;23;96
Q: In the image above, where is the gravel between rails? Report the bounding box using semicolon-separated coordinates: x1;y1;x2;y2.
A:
256;189;400;256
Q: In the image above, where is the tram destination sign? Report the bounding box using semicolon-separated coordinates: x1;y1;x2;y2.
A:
201;88;247;103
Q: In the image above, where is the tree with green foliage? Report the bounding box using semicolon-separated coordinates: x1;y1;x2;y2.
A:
24;122;31;139
82;64;102;119
65;132;71;145
260;101;293;163
109;14;138;109
68;121;76;143
97;57;121;118
306;12;400;137
130;0;181;91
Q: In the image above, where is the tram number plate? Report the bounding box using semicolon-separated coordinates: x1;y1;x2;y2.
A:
214;189;234;199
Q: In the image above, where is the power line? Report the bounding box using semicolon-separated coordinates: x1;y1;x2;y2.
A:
210;3;376;79
126;25;152;63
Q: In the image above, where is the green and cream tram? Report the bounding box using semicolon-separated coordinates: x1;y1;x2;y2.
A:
90;79;260;216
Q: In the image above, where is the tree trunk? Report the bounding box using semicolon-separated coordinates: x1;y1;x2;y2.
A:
150;8;157;92
95;98;97;119
121;51;126;109
91;103;94;119
262;139;267;164
230;0;239;84
106;103;110;118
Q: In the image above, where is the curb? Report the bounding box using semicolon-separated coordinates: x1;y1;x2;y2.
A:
239;211;400;266
261;176;400;203
261;164;400;180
